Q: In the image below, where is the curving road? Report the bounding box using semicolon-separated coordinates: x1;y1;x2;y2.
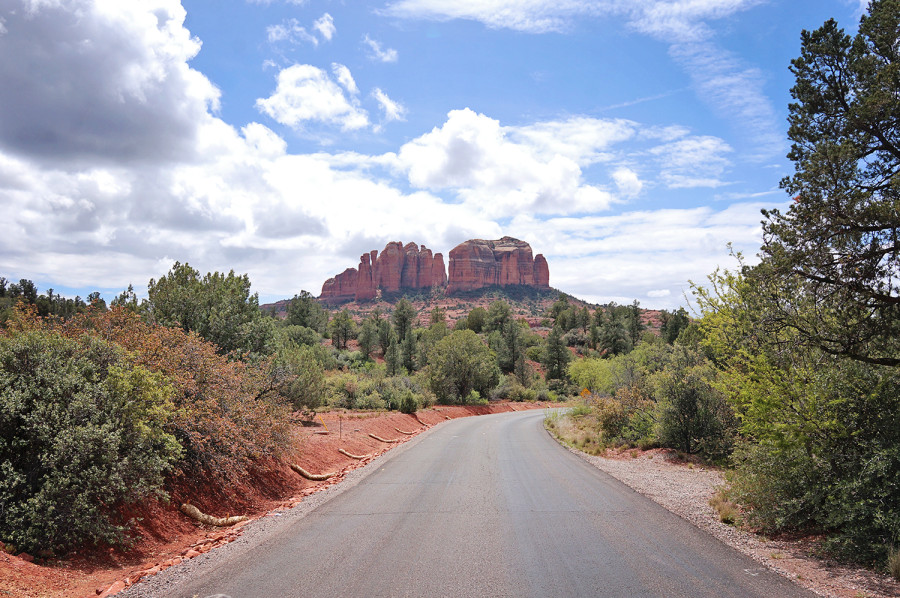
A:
127;410;815;598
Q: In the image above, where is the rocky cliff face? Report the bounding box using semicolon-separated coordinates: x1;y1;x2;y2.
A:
447;237;550;293
320;241;447;303
320;237;549;303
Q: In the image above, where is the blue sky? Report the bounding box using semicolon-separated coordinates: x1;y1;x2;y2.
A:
0;0;869;309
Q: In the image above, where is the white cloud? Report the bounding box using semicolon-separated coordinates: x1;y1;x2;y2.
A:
363;34;398;62
332;63;359;95
506;200;784;308
383;0;783;158
381;0;606;33
510;117;637;166
0;0;219;166
268;13;336;47
650;135;733;188
255;64;369;131
373;88;407;122
395;108;620;217
267;19;318;46
612;167;643;198
313;13;336;40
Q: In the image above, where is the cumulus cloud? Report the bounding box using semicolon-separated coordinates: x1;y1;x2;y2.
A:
612;167;643;198
363;34;398;62
394;109;624;217
255;64;369;131
0;0;219;166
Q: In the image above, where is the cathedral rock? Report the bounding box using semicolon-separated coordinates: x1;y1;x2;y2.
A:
447;237;550;293
319;237;548;303
320;242;447;304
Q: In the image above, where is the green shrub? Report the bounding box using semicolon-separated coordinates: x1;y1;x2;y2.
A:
399;390;418;414
653;350;734;461
0;330;182;554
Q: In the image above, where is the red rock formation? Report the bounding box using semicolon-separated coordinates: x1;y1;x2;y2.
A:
320;267;358;303
447;236;549;293
376;242;404;293
533;254;550;288
320;241;449;303
432;253;447;287
356;252;377;301
320;238;547;302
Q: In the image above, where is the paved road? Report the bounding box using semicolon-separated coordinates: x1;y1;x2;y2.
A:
131;410;815;598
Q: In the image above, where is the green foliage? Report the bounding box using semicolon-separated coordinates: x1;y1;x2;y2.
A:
285;291;329;334
652;348;734;461
329;309;357;350
465;306;487;333
146;262;265;356
426;329;500;404
357;317;378;360
594;386;656;447
401;329;418;372
325;368;433;412
484;300;512;333
264;343;328;412
60;308;292;484
659;307;690;344
392;298;416;341
385;329;401;376
542;327;570;381
0;330;182;553
767;0;900;368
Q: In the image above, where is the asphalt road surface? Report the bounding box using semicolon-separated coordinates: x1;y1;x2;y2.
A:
128;410;816;598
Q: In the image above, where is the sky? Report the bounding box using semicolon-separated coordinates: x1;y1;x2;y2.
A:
0;0;870;309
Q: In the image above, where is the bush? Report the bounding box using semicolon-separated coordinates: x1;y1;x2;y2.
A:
491;374;537;402
593;386;655;446
0;330;182;553
653;351;734;461
59;308;292;484
426;330;500;404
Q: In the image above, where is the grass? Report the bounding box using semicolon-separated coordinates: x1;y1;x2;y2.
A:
709;487;740;526
544;407;607;456
888;547;900;581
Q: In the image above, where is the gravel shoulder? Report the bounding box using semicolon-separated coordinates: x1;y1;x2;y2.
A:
557;439;900;598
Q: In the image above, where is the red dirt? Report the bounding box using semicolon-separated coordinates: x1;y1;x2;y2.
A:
0;402;554;597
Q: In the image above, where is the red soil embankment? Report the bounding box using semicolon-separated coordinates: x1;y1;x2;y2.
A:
0;402;554;598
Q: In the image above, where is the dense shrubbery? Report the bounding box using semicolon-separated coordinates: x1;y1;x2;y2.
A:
0;328;182;553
